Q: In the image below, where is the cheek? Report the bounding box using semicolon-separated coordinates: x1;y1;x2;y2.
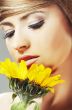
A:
6;40;11;52
39;21;72;66
6;39;15;57
46;30;72;66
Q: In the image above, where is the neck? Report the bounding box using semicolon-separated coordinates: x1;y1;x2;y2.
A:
41;51;72;110
52;51;72;108
57;51;72;81
51;51;72;97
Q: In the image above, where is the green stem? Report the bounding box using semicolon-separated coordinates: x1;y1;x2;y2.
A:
11;94;40;110
11;101;28;110
11;95;29;110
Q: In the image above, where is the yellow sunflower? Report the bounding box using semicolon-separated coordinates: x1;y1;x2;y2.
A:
0;58;64;93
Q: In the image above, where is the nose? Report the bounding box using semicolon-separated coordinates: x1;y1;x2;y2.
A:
14;26;31;54
15;43;30;54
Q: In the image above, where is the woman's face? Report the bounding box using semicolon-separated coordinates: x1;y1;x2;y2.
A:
1;5;72;70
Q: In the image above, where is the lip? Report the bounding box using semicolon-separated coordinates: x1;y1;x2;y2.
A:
26;60;37;69
18;55;40;62
18;55;40;68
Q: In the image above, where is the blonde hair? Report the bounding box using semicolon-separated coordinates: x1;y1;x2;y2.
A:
0;0;72;25
0;0;55;20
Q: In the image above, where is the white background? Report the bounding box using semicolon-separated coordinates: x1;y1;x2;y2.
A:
0;29;12;93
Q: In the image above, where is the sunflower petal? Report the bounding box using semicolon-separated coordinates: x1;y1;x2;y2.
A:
18;60;28;79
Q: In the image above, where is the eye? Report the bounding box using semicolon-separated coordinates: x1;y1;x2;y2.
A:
28;20;44;29
4;29;15;39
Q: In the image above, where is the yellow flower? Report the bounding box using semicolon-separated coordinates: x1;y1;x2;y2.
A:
0;58;28;79
0;58;64;93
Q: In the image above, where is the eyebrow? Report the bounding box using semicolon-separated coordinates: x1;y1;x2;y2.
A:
20;11;44;20
0;22;14;27
0;11;44;27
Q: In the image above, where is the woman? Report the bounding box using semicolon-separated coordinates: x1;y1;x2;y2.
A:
0;0;72;110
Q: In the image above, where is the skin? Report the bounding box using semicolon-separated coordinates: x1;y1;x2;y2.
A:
1;4;72;110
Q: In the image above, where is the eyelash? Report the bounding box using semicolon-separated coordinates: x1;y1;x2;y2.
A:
4;20;44;39
28;20;44;29
4;30;15;39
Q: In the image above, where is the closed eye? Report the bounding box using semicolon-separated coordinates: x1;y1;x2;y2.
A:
4;29;15;39
28;20;44;29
